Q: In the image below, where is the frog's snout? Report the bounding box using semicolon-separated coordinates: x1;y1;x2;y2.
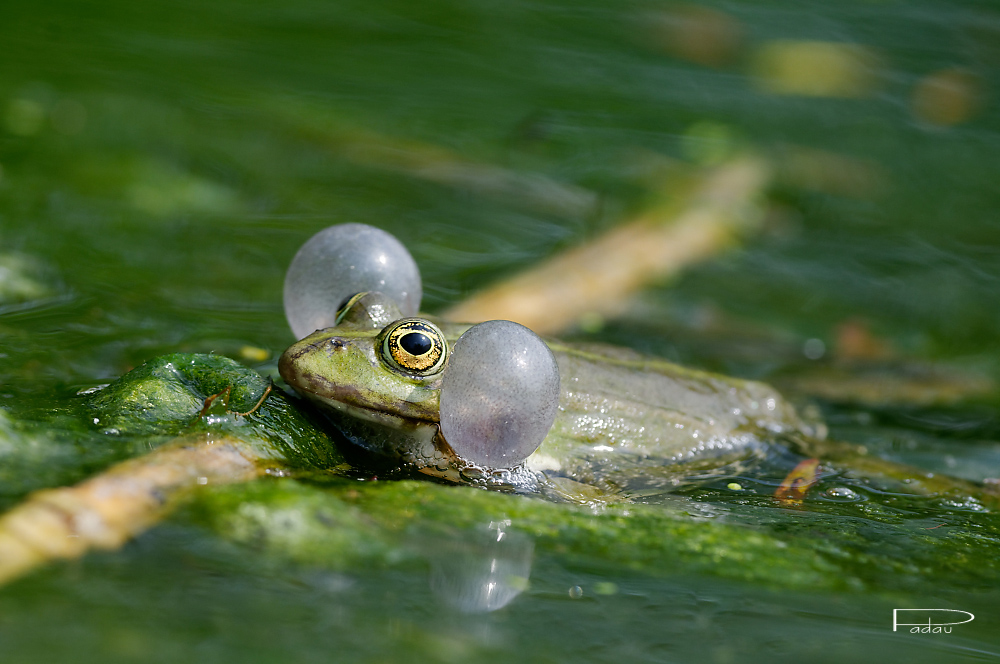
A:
278;332;356;391
277;343;301;386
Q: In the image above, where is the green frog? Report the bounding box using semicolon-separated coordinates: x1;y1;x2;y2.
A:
279;291;821;494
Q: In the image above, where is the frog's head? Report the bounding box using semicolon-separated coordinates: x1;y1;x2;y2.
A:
279;292;560;484
279;293;453;468
279;223;559;484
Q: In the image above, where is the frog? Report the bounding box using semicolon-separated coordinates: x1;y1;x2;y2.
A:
279;290;822;495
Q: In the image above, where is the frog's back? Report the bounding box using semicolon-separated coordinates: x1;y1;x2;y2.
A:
532;341;817;476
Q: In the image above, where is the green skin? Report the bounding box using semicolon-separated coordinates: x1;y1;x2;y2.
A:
278;294;820;491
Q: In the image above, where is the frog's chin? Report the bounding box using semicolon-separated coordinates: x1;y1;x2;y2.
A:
302;391;448;466
302;392;538;489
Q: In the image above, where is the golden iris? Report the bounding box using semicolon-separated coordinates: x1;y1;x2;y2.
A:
379;318;447;375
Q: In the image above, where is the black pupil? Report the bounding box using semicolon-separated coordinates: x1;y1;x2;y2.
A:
400;332;432;356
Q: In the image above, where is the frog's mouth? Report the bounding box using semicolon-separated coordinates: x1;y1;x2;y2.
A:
282;371;511;484
302;386;433;432
306;389;495;485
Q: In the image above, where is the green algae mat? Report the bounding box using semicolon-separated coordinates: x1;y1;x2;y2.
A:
2;0;1000;661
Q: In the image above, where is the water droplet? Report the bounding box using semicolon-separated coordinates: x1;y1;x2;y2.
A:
568;585;583;599
823;486;860;501
803;338;826;360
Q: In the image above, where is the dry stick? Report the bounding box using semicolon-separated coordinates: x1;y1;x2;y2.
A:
444;155;771;335
0;435;263;586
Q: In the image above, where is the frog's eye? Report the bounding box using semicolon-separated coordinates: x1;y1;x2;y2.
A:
284;223;422;339
440;320;560;469
379;319;448;375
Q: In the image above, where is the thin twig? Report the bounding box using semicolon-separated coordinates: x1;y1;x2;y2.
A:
198;385;232;417
232;383;272;418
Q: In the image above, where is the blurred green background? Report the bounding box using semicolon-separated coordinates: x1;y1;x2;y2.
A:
1;0;999;661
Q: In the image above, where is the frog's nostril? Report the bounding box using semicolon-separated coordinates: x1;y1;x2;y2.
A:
328;338;346;350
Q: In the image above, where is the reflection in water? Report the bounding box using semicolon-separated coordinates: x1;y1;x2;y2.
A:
428;520;534;614
647;5;744;68
750;40;879;98
911;68;982;126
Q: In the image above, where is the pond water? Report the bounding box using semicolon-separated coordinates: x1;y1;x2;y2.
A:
1;0;999;661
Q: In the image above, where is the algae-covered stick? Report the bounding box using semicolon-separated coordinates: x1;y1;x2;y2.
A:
0;435;261;585
0;352;342;586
